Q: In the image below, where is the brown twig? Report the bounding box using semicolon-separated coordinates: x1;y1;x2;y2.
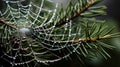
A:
0;18;17;30
71;34;111;43
46;34;111;44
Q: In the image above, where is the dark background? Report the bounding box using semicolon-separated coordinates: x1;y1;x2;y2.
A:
0;0;120;67
92;0;120;67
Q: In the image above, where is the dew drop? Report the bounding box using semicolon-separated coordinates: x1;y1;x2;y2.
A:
52;45;54;47
6;1;9;3
69;35;71;37
45;60;49;63
13;57;16;60
29;4;32;7
14;63;18;66
73;50;76;52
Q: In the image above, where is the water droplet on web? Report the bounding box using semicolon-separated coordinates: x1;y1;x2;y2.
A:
14;63;18;66
73;50;76;52
13;57;16;60
69;35;71;37
53;26;55;28
65;28;67;30
66;18;69;22
29;4;32;7
61;46;64;48
52;45;54;47
0;0;77;66
10;62;13;65
6;1;9;3
45;60;49;63
21;62;24;65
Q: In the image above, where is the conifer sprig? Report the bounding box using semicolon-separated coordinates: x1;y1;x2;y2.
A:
0;0;120;66
32;0;118;60
54;0;94;27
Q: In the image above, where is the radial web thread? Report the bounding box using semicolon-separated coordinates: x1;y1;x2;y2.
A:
0;0;82;66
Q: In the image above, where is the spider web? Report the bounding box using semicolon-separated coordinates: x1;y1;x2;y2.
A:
0;0;82;66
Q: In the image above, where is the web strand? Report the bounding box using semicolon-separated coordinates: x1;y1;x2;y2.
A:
0;0;82;66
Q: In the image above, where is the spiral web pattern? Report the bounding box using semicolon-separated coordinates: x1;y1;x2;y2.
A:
0;0;82;66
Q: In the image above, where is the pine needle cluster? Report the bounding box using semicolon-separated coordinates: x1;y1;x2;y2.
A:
0;0;120;67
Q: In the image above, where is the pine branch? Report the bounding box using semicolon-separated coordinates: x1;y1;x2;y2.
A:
0;0;120;66
35;0;105;29
55;0;94;27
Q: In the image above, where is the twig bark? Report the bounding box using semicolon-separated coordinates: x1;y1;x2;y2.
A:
71;34;111;43
0;18;17;30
